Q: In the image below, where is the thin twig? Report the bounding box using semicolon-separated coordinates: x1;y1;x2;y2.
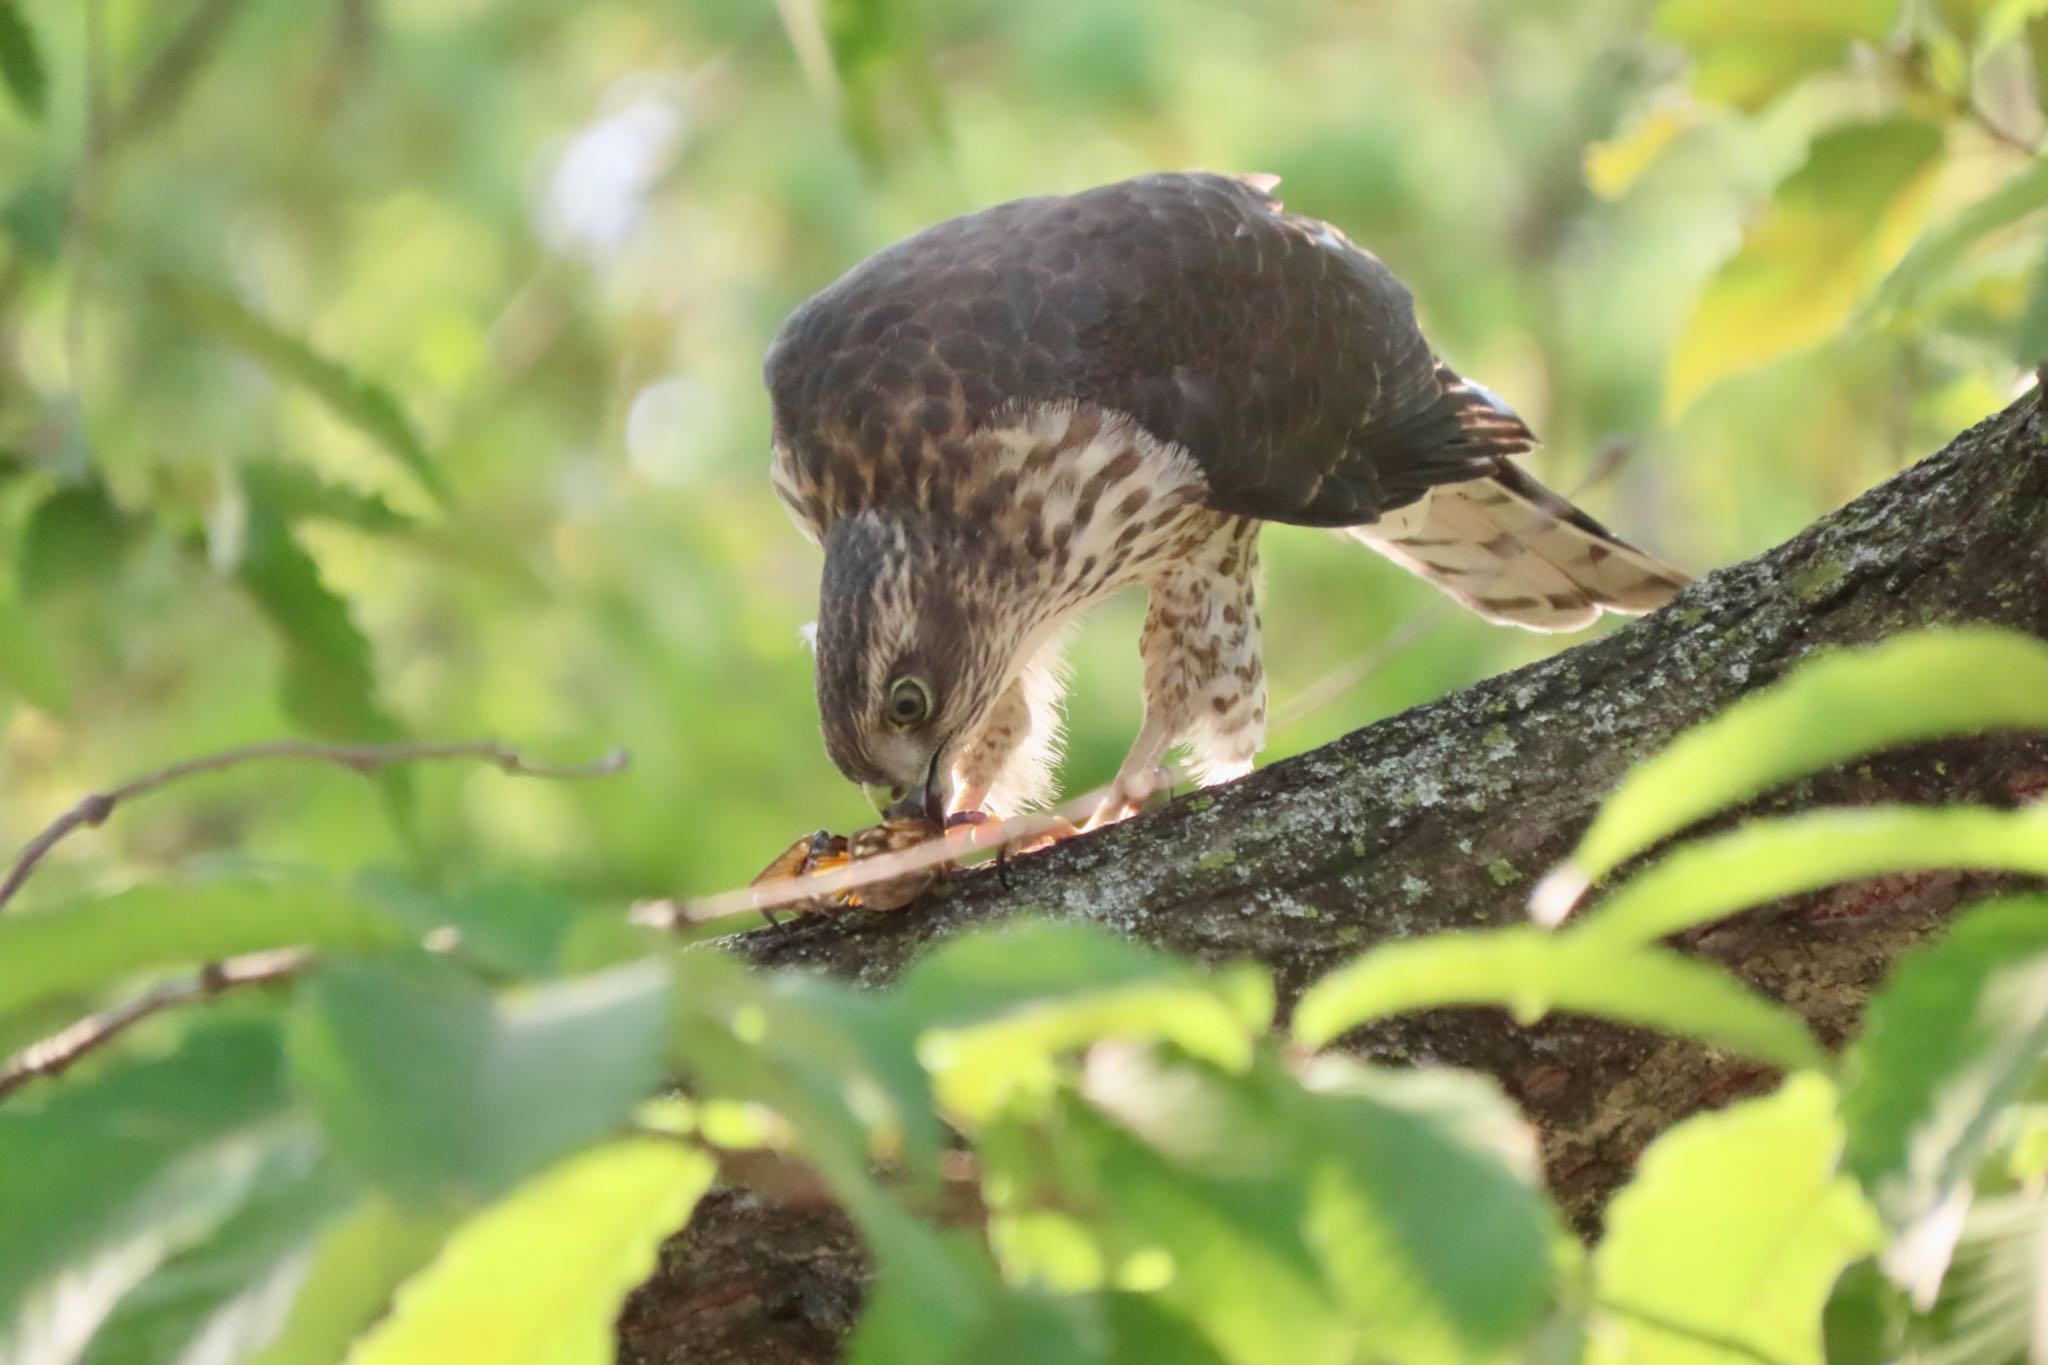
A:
0;739;629;913
0;947;308;1102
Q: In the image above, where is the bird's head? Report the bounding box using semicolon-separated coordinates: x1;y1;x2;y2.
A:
813;511;1022;821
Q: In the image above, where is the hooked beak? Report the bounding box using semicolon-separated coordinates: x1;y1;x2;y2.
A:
866;751;948;828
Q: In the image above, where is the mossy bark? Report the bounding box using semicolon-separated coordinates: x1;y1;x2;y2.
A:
619;393;2048;1364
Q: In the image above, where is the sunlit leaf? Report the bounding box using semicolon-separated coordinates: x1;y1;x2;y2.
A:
0;879;399;1017
350;1138;713;1365
1054;1095;1354;1365
1547;629;2048;898
245;1200;451;1365
1667;117;1944;413
1655;0;1901;110
1936;0;2048;47
288;957;672;1205
0;0;45;119
0;582;69;715
1583;105;1696;200
1593;1075;1882;1365
1292;928;1823;1072
1868;159;2048;319
1841;898;2048;1228
905;921;1272;1121
0;1018;296;1329
80;1138;349;1365
159;282;450;507
1570;806;2048;949
672;962;941;1193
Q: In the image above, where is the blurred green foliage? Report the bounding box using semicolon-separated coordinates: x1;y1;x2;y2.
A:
6;0;2048;1361
1;629;2046;1362
6;0;2048;904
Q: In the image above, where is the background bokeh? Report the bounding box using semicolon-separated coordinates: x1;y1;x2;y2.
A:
0;0;2035;909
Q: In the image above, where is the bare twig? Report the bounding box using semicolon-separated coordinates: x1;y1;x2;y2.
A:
0;947;308;1102
0;738;629;913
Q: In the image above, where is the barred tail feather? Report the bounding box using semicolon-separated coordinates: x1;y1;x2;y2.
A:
1352;466;1689;632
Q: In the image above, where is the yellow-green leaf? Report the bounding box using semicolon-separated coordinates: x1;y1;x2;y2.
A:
349;1138;713;1365
1593;1076;1881;1365
1545;629;2048;904
1292;929;1822;1072
1668;117;1945;415
1655;0;1901;110
1571;805;2048;949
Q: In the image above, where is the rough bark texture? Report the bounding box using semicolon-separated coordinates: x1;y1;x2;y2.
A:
618;394;2048;1364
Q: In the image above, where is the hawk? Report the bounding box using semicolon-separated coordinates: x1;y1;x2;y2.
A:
765;172;1686;827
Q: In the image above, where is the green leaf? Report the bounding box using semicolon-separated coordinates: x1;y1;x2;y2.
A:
358;875;585;979
0;1018;296;1327
1840;897;2048;1227
1572;806;2048;949
160;281;450;506
0;582;69;715
81;1138;350;1365
1868;160;2048;319
1936;0;2048;47
236;495;402;744
245;1199;451;1365
2016;241;2048;365
1655;0;1902;110
1291;928;1823;1072
0;0;45;119
1054;1095;1354;1365
1283;1062;1557;1357
350;1138;713;1365
904;921;1273;1121
1548;629;2048;900
288;957;672;1205
1667;117;1945;413
672;963;942;1192
0;878;400;1017
1592;1075;1882;1365
19;482;140;601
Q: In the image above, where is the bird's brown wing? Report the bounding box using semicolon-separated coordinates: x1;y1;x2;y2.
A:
764;171;1533;530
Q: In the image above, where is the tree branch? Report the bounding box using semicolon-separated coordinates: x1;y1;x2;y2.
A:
619;393;2048;1363
0;947;307;1101
0;738;628;913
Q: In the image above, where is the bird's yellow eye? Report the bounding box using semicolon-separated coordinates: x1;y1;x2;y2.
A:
885;675;933;727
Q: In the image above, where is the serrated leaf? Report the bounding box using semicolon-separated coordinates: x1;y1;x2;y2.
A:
1668;117;1944;414
245;1200;451;1365
0;1018;296;1329
1869;159;2048;319
350;1138;713;1365
81;1138;349;1365
1593;1075;1882;1365
0;879;397;1017
0;582;68;714
1292;928;1823;1071
160;282;449;507
1655;0;1901;110
288;958;672;1205
1555;629;2048;893
1841;897;2048;1228
0;0;45;119
236;496;401;744
1572;806;2048;949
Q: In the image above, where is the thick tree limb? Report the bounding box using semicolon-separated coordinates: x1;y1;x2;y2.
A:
619;394;2048;1363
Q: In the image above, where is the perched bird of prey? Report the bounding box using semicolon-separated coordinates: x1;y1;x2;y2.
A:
766;172;1686;826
